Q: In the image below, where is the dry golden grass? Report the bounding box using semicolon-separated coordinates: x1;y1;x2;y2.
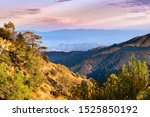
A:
33;61;86;100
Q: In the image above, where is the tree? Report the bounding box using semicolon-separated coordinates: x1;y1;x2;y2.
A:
0;22;16;40
4;21;15;32
23;31;47;53
119;55;149;99
17;33;25;43
70;80;93;100
95;55;149;100
103;74;119;99
4;22;16;40
23;31;42;48
0;28;12;40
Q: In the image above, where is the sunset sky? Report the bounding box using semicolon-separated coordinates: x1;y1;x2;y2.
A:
0;0;150;31
1;0;150;51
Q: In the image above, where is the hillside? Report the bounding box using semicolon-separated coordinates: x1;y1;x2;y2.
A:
34;61;86;100
44;51;83;62
0;22;88;100
45;33;150;81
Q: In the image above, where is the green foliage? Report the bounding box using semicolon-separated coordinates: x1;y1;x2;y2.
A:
96;55;149;100
24;54;45;88
0;22;48;99
4;21;15;31
100;74;119;100
0;22;16;40
136;83;150;100
22;31;47;53
0;63;31;99
23;31;41;48
118;55;149;99
70;80;93;100
70;55;149;100
0;28;13;40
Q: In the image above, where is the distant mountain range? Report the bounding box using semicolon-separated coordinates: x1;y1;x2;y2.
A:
33;29;150;51
44;33;150;81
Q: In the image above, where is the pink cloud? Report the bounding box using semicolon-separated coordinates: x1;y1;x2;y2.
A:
39;17;81;25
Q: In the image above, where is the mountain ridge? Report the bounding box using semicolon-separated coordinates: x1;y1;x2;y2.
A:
45;33;150;81
34;29;150;51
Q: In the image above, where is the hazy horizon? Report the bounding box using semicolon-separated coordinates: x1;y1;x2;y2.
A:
1;0;150;51
32;29;150;52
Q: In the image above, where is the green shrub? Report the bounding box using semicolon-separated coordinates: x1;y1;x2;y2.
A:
0;63;32;99
96;55;149;100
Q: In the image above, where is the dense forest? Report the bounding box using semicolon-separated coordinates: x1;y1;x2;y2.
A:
0;22;149;100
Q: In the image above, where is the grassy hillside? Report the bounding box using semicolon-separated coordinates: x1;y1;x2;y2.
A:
0;22;88;100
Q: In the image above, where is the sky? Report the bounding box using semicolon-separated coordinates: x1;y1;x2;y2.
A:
0;0;150;31
0;0;150;51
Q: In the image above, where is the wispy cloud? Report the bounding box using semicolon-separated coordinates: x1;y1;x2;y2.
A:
0;8;41;19
13;8;41;17
131;0;150;5
39;17;81;25
106;0;150;14
55;0;71;2
107;0;150;8
125;15;147;20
